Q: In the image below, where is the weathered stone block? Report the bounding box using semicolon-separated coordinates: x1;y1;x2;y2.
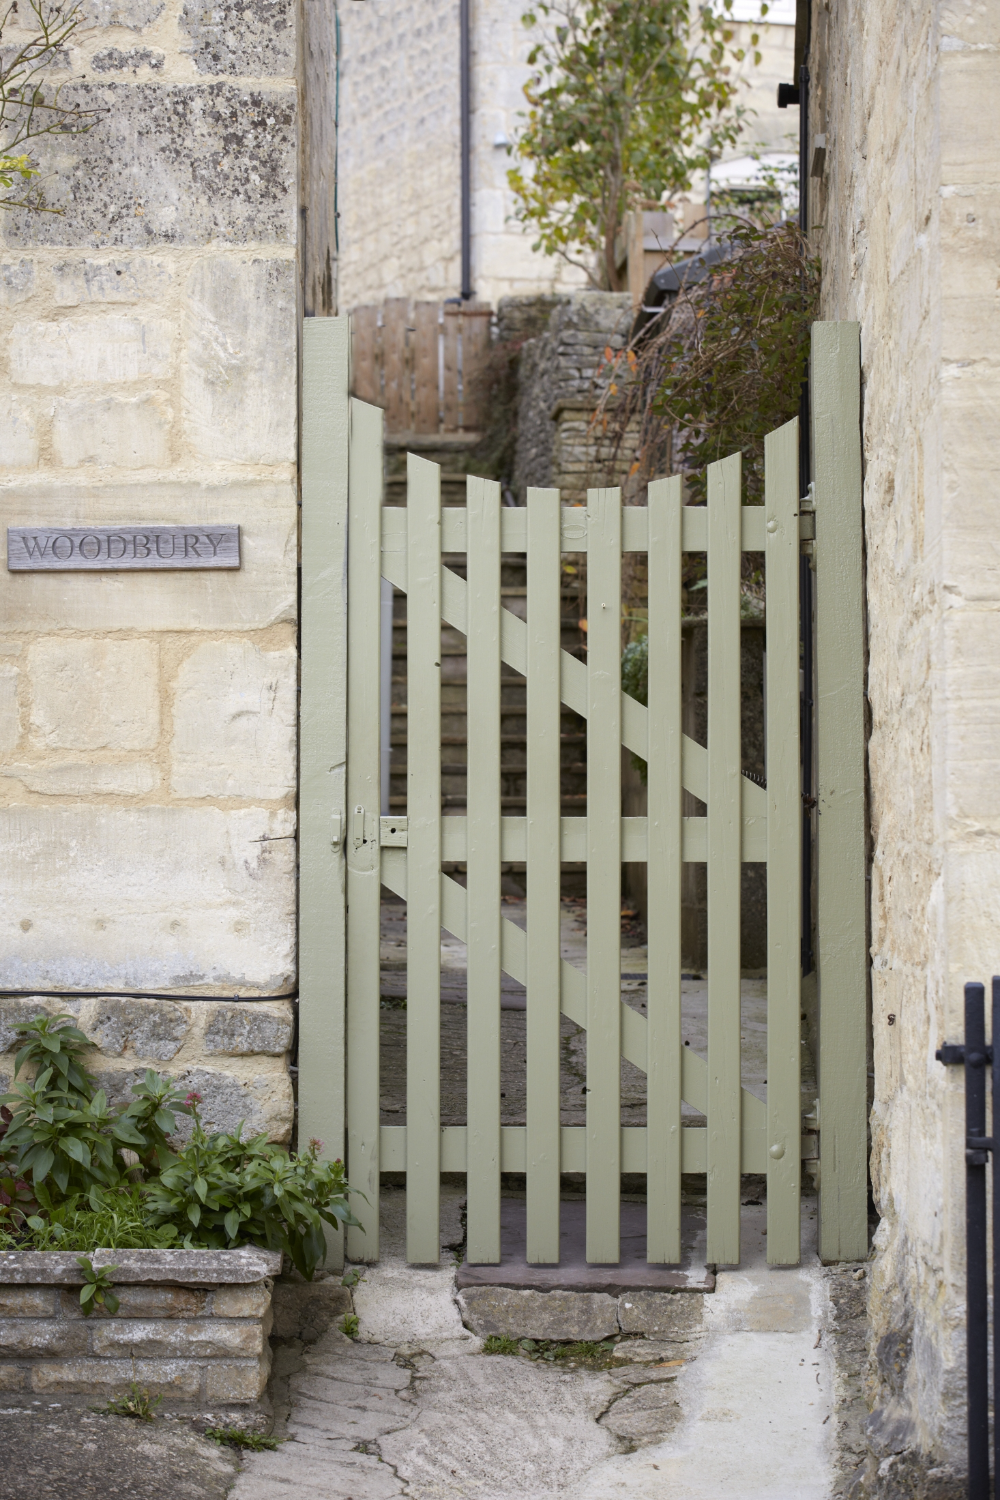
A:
0;1248;280;1284
52;394;172;468
180;0;294;75
0;1287;56;1317
0;1364;28;1390
0;997;54;1052
31;1356;202;1398
91;1317;263;1358
0;1318;88;1356
59;1285;207;1319
617;1291;705;1339
205;1355;270;1403
0;480;297;635
79;0;164;28
182;258;296;464
0;663;20;755
170;641;296;799
2;85;296;248
27;638;160;750
203;1002;293;1057
0;397;39;467
0;761;159;796
0;805;296;993
0;260;34;306
269;1279;352;1342
168;1066;294;1144
10;316;173;386
82;996;190;1060
92;46;165;72
52;257;172;306
211;1281;273;1319
457;1287;619;1341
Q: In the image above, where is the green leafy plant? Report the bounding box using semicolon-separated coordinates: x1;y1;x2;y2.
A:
0;1016;359;1276
142;1102;360;1280
508;0;752;289
205;1427;284;1452
0;0;104;212
339;1312;360;1339
97;1380;162;1421
76;1255;119;1316
0;1185;179;1252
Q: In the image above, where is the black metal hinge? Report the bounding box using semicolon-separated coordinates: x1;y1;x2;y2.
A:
936;1043;994;1066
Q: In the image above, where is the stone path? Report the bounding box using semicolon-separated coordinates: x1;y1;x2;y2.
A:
231;1186;859;1500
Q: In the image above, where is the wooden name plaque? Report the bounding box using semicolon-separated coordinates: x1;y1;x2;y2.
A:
7;525;241;572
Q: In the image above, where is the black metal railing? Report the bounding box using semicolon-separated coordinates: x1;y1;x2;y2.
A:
937;979;1000;1497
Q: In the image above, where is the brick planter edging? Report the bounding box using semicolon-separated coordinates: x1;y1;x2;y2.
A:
0;1247;282;1411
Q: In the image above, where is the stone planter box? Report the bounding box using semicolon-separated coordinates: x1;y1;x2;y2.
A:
0;1247;281;1415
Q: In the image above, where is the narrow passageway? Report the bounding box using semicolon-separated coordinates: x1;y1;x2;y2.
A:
231;1185;857;1500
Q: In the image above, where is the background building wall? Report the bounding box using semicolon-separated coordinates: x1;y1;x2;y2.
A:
336;0;795;312
0;0;299;1136
813;0;1000;1482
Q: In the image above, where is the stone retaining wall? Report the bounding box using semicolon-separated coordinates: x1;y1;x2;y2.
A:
0;1247;280;1412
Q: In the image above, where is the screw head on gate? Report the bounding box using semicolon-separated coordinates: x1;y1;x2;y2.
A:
766;518;778;533
769;1142;785;1159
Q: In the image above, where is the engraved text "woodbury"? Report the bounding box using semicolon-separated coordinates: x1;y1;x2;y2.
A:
6;525;241;571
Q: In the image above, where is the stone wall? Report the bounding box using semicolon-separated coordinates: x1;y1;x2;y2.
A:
811;0;1000;1486
0;0;299;1122
510;292;632;503
0;1247;280;1411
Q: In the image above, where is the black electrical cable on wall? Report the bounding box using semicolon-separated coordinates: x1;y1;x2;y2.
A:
0;988;297;1003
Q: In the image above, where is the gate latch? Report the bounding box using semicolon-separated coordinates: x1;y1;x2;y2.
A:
380;816;408;847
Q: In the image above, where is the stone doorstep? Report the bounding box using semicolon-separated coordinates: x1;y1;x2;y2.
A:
0;1250;281;1415
458;1286;707;1343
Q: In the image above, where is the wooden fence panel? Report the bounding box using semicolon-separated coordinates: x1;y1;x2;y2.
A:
413;302;440;433
382;298;410;434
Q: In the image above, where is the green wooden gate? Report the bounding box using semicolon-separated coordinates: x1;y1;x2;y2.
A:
298;317;868;1271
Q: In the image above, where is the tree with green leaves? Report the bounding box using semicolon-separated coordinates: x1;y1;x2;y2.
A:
508;0;760;291
1;0;101;211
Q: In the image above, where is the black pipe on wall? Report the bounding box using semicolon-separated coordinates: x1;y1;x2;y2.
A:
459;0;473;300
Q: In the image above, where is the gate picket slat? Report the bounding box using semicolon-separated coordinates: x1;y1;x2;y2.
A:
586;487;622;1263
346;398;384;1263
707;453;743;1266
765;420;802;1264
406;454;442;1263
526;487;563;1264
646;476;683;1263
466;475;502;1263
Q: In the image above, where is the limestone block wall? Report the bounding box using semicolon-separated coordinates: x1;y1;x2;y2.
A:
0;0;299;1130
812;0;1000;1480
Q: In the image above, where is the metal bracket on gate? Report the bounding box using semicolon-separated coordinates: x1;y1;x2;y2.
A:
380;816;408;847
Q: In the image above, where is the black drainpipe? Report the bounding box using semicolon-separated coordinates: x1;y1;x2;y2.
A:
459;0;473;300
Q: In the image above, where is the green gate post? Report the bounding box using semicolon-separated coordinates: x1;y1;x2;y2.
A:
299;316;351;1271
812;321;869;1263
